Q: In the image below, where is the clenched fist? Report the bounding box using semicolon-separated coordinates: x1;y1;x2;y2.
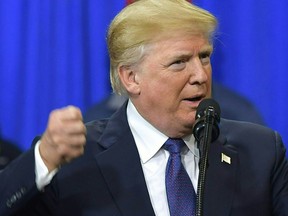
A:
39;106;87;172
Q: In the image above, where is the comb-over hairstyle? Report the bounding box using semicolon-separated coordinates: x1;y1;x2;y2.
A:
108;0;217;95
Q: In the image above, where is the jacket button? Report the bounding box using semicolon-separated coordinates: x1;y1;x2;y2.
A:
6;195;16;208
5;187;27;208
6;200;12;208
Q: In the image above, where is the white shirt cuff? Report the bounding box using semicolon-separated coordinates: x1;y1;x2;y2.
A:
34;141;58;190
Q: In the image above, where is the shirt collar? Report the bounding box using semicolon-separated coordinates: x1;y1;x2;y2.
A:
126;100;199;164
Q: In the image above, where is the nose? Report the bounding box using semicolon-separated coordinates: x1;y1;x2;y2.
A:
188;58;209;85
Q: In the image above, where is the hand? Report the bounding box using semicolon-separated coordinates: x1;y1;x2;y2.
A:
39;106;87;172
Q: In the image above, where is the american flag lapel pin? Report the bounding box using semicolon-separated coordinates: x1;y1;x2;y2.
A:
221;153;231;164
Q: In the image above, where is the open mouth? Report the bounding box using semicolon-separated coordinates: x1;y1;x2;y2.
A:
184;96;203;102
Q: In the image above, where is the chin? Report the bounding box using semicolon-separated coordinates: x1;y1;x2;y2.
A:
181;116;195;129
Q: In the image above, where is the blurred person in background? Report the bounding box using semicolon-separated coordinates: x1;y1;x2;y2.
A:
0;130;22;170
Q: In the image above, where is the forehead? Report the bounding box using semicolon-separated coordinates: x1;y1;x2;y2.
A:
149;33;212;55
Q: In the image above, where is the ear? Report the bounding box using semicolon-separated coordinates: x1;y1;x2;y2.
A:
118;65;141;95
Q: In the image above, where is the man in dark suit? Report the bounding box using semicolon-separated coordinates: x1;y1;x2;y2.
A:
0;0;287;215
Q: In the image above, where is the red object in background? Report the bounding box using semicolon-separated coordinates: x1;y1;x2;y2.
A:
126;0;134;5
126;0;192;6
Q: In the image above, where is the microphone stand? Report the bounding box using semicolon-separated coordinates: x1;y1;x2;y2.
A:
196;107;216;216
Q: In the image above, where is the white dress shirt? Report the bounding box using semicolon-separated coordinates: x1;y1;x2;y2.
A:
127;100;199;216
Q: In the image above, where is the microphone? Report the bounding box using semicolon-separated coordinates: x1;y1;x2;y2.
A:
193;98;221;144
192;98;221;216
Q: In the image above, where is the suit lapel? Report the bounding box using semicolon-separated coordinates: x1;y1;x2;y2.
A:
89;103;239;216
93;104;155;216
203;134;239;216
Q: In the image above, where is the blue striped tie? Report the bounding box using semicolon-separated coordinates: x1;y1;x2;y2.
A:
164;138;196;216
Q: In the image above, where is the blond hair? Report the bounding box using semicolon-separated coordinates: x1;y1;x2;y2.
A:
108;0;217;94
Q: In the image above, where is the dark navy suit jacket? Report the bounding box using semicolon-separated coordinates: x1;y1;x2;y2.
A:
1;102;287;216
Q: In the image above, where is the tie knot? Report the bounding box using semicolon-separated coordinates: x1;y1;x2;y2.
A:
164;138;185;154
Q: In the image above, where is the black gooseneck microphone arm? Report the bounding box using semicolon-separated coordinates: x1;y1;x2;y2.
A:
192;99;221;216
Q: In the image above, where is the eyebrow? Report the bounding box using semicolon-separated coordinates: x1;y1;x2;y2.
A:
199;45;213;54
171;46;213;60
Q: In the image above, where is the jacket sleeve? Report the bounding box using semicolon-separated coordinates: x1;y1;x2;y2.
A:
0;137;57;216
0;147;40;215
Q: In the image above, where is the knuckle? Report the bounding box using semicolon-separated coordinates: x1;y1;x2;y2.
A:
79;135;86;145
67;106;81;118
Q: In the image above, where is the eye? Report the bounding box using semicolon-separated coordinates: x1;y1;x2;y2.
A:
169;58;187;71
199;52;211;65
172;59;186;65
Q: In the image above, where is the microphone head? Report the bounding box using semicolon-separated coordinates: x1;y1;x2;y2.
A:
193;98;221;142
195;98;221;121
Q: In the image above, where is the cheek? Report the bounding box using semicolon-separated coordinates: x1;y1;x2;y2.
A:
137;67;185;104
151;79;183;99
207;75;212;96
140;81;179;110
